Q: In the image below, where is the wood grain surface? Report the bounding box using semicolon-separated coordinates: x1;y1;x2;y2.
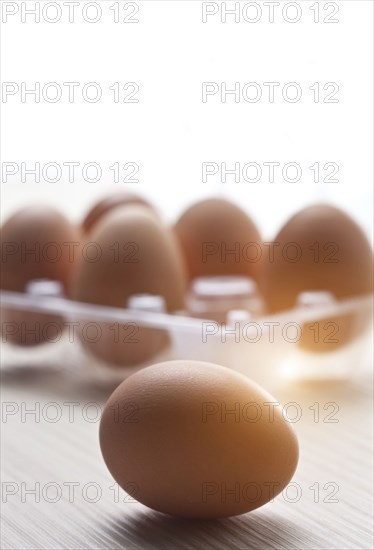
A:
1;353;373;550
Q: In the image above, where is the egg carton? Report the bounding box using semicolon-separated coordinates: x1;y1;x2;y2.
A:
1;280;373;390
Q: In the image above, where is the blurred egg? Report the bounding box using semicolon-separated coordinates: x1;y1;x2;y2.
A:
174;198;262;283
82;192;154;234
260;204;373;352
1;206;79;346
100;360;299;519
71;205;187;367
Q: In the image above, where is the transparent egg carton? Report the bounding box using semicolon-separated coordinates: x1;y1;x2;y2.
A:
1;277;372;391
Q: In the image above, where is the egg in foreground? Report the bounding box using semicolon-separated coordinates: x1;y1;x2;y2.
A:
99;360;299;518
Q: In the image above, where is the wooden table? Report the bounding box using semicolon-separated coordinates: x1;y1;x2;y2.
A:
1;348;373;550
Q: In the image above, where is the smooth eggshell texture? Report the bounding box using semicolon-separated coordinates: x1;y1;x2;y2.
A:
174;198;262;282
71;206;187;367
259;204;373;352
1;206;79;346
99;360;299;519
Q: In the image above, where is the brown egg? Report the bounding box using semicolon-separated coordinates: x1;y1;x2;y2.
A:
71;205;187;367
1;205;79;346
100;360;299;519
259;204;373;352
82;192;154;234
174;198;262;282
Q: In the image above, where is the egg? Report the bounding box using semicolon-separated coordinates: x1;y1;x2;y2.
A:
71;205;187;367
259;204;373;352
174;198;262;283
82;192;154;234
100;360;299;519
1;206;79;346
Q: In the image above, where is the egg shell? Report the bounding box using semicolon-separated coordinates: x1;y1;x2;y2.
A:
82;193;155;234
1;206;79;346
99;360;299;519
71;206;187;367
259;204;373;352
174;198;262;282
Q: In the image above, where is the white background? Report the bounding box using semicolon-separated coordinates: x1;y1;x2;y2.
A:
1;0;373;242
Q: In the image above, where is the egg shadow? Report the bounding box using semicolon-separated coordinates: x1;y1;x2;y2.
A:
100;507;312;550
0;363;114;402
